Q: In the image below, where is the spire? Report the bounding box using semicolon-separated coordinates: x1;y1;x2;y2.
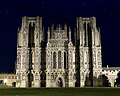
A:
51;24;54;38
79;17;83;29
74;28;76;45
76;18;79;29
58;24;61;32
76;17;83;40
18;27;20;32
48;27;50;41
42;27;44;41
17;27;21;47
98;27;101;46
64;24;67;31
76;18;79;40
69;27;71;42
22;16;27;29
36;16;39;24
36;16;40;30
91;17;96;29
64;24;67;37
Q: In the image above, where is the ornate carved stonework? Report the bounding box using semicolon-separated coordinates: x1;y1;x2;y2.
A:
16;16;103;88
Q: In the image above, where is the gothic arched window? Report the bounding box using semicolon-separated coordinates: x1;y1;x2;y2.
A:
36;33;38;39
17;55;21;63
35;73;39;80
64;52;66;69
84;22;86;46
53;52;56;68
18;73;21;80
58;51;61;69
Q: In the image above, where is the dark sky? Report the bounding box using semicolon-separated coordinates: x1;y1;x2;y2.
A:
0;0;120;73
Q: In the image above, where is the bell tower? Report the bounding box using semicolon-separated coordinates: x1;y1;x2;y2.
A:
46;24;76;87
16;16;43;87
76;17;102;87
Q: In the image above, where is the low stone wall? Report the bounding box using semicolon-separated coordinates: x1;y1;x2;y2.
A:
102;67;120;87
0;74;16;87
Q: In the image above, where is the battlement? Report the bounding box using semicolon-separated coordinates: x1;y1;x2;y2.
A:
102;67;120;73
0;74;16;87
48;24;68;40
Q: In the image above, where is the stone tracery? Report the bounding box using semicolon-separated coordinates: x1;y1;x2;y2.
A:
16;16;103;88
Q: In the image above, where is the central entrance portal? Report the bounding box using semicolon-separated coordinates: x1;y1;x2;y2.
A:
57;77;63;87
28;73;33;87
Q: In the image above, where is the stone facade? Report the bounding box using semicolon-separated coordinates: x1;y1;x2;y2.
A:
0;74;16;87
102;66;120;87
76;17;102;87
16;17;43;87
46;25;76;87
0;16;119;88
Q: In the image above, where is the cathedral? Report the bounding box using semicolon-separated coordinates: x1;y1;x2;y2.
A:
15;16;102;87
13;16;120;88
0;16;115;88
0;16;120;88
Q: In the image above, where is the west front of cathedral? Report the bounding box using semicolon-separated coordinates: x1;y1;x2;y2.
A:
16;16;102;87
0;16;120;88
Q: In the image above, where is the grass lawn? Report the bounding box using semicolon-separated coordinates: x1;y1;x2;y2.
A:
0;88;120;96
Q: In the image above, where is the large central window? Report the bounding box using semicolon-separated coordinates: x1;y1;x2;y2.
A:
53;52;56;68
64;52;67;69
58;51;61;69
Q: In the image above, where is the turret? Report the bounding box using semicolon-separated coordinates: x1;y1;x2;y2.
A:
51;24;54;39
64;24;67;37
69;27;71;42
48;27;50;42
91;17;96;29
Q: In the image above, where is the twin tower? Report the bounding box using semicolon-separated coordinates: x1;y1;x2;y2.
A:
16;16;102;87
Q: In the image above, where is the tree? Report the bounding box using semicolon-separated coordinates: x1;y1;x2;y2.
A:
114;72;120;87
102;75;111;87
97;74;111;87
0;80;4;86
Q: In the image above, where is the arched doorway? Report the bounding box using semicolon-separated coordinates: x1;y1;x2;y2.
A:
12;82;16;87
28;73;34;87
57;77;63;87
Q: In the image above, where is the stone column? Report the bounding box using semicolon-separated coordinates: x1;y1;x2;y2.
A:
61;51;64;69
46;74;51;87
80;71;85;87
34;72;40;87
56;51;58;69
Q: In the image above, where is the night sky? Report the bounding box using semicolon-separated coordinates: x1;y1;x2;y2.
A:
0;0;120;73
